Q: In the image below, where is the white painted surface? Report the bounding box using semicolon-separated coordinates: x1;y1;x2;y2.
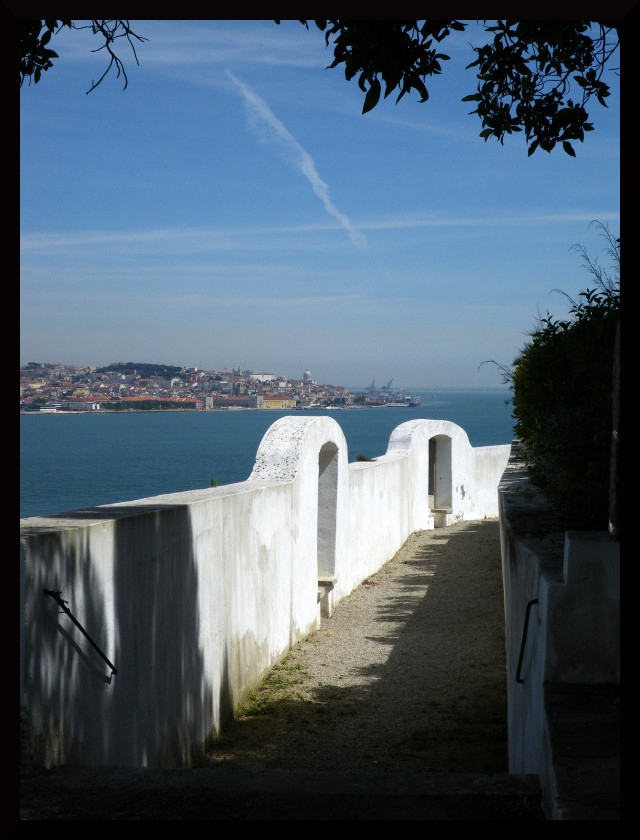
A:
498;448;620;783
21;417;510;768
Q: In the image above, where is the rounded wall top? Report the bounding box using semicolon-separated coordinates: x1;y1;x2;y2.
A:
386;418;471;455
250;415;348;482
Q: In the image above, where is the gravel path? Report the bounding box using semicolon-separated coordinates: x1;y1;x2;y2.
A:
205;519;509;774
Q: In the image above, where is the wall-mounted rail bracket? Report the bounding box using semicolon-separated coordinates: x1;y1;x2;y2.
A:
44;589;118;676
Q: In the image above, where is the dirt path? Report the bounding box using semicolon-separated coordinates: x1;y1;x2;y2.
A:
204;519;509;774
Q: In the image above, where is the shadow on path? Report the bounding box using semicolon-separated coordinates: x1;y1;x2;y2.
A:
206;520;509;774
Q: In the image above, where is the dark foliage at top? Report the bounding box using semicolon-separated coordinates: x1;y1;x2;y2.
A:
20;20;146;93
22;20;620;156
286;19;619;156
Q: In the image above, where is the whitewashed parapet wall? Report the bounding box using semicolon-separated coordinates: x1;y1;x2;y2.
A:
20;416;510;769
498;445;619;818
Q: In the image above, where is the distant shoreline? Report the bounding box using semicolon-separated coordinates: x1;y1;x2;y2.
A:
20;405;401;416
19;388;509;416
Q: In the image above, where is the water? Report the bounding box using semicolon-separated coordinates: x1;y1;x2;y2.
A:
20;389;514;519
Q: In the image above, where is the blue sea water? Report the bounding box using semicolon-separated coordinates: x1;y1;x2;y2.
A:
20;389;514;519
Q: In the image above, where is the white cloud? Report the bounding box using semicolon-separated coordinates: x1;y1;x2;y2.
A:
132;20;325;69
21;209;619;259
225;70;368;251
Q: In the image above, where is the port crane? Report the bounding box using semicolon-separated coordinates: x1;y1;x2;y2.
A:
359;376;421;407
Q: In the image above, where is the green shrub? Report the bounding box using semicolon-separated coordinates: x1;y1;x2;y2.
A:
508;224;619;530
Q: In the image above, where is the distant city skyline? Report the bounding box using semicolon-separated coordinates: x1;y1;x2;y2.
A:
20;20;619;388
21;358;503;392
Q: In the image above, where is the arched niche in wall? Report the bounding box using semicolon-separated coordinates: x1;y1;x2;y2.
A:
317;442;339;579
428;435;453;511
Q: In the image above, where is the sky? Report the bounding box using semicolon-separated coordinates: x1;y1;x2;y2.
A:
20;20;620;389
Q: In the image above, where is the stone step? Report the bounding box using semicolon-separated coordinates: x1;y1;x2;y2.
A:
431;507;454;528
21;767;546;820
317;577;337;618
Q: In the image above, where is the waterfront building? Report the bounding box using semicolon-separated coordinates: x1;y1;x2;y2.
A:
261;395;297;409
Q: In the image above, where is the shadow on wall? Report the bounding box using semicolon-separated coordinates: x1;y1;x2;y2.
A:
23;524;110;769
23;503;218;768
110;504;216;766
317;442;339;580
429;435;452;510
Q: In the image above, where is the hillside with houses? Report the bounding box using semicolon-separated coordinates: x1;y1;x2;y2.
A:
20;362;361;412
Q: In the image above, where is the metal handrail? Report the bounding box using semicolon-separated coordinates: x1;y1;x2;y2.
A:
44;589;118;676
515;598;538;684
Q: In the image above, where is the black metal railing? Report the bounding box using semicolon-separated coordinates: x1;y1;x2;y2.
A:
44;589;118;676
516;598;539;684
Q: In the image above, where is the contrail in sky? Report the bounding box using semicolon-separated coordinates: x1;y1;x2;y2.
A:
225;70;368;250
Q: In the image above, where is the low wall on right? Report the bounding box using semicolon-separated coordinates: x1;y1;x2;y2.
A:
498;443;620;817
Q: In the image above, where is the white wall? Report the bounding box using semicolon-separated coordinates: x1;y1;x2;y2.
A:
498;447;620;780
20;416;510;770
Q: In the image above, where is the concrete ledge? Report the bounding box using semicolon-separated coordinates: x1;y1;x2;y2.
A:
21;766;542;796
543;683;620;821
20;767;545;820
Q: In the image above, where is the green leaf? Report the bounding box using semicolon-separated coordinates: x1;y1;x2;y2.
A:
562;141;576;157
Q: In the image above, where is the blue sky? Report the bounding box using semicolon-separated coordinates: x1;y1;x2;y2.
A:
20;20;620;388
